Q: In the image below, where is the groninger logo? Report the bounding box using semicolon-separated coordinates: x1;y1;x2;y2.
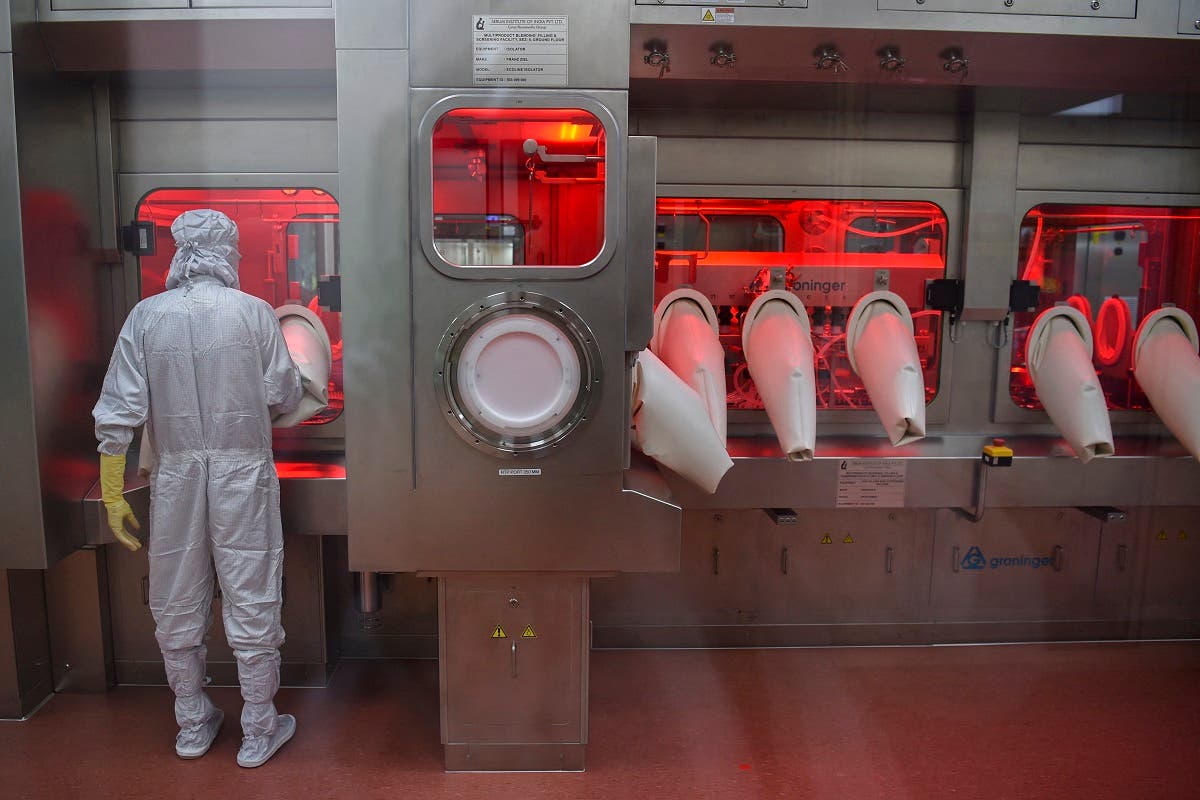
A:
961;545;1055;572
961;546;986;570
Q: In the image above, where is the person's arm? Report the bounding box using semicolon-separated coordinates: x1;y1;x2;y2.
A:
92;311;149;551
261;304;303;421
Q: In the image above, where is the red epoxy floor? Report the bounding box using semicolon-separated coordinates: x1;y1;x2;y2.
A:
2;643;1198;799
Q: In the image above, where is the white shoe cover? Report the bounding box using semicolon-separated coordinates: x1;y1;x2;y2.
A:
237;713;296;768
176;708;224;760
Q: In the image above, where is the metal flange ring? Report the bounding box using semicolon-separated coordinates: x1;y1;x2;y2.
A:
434;291;603;457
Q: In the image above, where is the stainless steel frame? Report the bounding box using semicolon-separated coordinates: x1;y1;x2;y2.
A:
415;93;623;281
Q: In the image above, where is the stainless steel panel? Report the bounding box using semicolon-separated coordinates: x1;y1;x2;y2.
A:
51;1;186;8
1020;116;1200;148
440;575;587;748
0;65;107;569
636;108;964;143
656;137;962;188
962;110;1019;320
333;0;407;50
114;84;337;121
409;0;628;89
931;508;1101;621
44;548;114;692
636;0;806;5
352;478;682;574
632;0;1181;37
92;81;119;255
194;0;330;6
1181;1;1200;34
0;1;11;53
117;120;338;174
878;0;1135;17
661;437;1200;511
592;509;925;630
1140;507;1200;620
1094;511;1139;611
627;25;1200;90
0;570;53;718
0;61;45;569
40;19;334;71
336;47;414;563
625;137;656;348
1017;144;1200;194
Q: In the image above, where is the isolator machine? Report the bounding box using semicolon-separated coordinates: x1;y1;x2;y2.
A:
1;0;1199;777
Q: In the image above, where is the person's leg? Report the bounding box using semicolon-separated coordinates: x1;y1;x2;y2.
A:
208;455;290;765
148;456;222;754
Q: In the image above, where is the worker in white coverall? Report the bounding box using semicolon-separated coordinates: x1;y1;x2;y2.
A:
93;209;303;768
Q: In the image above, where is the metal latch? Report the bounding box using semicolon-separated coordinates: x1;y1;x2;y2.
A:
121;221;156;256
317;275;342;312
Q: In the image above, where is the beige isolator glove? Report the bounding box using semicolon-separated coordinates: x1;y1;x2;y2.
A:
100;453;142;551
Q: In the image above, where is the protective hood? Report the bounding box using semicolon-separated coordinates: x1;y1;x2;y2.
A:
166;209;242;290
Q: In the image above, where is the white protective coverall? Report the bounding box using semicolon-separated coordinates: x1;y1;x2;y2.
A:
93;209;302;755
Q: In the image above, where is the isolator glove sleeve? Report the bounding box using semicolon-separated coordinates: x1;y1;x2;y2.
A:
100;453;142;552
260;304;303;421
93;310;150;456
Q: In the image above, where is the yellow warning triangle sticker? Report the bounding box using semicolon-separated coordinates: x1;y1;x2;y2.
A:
521;625;537;639
491;625;507;639
843;534;855;544
1157;530;1168;541
820;534;833;544
702;9;715;22
1179;530;1188;541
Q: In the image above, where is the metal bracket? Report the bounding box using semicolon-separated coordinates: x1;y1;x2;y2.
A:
1078;506;1128;523
814;46;849;73
1009;279;1040;313
643;39;670;78
317;275;342;312
121;221;156;256
925;278;964;322
709;43;736;69
765;507;799;525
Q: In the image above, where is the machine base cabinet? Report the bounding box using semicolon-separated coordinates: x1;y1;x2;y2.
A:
439;574;589;772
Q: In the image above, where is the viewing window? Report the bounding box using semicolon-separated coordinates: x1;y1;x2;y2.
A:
431;107;606;268
136;188;343;425
655;198;948;411
1010;204;1200;411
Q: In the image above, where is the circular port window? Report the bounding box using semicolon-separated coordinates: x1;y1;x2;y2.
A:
436;292;602;456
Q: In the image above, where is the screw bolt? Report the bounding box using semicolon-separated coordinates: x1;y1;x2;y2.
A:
1091;1;1101;9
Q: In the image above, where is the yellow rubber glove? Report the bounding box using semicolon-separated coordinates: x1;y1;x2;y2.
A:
100;454;142;552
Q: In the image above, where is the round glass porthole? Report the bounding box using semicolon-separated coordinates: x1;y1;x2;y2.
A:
435;292;603;456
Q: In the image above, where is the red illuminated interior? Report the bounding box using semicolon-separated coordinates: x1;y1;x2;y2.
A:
431;107;606;267
655;198;947;411
137;188;343;425
1010;204;1200;410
